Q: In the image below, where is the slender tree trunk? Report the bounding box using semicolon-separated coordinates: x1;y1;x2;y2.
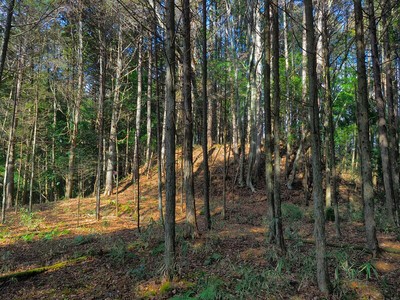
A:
183;0;198;236
154;24;164;224
0;0;15;85
264;0;275;243
104;23;123;196
146;47;153;170
66;5;83;199
164;0;176;279
354;0;379;254
304;0;331;293
96;25;105;221
202;0;211;230
133;39;143;180
272;0;285;252
367;0;395;224
382;0;399;225
29;81;39;213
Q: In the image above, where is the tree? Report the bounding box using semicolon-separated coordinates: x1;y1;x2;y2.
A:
304;0;331;293
164;0;176;279
182;0;198;236
202;0;211;230
0;0;15;85
353;0;379;255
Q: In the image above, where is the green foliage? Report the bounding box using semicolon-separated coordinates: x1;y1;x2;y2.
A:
129;264;146;281
151;242;165;256
72;234;95;246
325;207;335;222
204;253;222;266
281;203;303;222
42;228;71;240
19;208;42;229
21;233;36;242
359;261;378;280
107;239;136;264
160;281;173;294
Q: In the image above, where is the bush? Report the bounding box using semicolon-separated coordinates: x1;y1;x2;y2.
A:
325;207;335;222
281;203;303;222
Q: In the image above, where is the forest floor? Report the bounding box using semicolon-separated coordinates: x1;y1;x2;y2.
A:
1;145;400;299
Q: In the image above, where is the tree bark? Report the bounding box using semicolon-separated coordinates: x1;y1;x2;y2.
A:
183;0;198;236
202;0;211;230
66;3;83;199
367;0;395;225
164;0;176;279
353;0;379;254
0;0;15;85
304;0;331;293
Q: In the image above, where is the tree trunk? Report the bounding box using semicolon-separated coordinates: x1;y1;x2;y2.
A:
96;25;105;221
145;47;153;170
104;23;123;196
183;0;198;236
29;81;39;213
304;0;331;293
353;0;379;254
367;0;395;225
66;4;83;199
202;0;211;230
272;0;285;252
164;0;176;279
0;0;15;85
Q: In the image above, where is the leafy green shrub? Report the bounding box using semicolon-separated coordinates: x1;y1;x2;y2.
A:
129;264;146;280
73;234;95;246
325;207;335;222
204;253;222;266
107;239;136;264
281;203;303;221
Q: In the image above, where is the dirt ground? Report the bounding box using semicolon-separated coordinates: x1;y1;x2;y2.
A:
1;146;399;299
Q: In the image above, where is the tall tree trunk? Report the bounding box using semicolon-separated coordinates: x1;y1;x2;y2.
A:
0;0;15;85
133;39;143;180
304;0;331;293
96;25;105;221
164;0;176;279
367;0;395;224
104;23;123;196
353;0;379;254
202;0;211;230
29;81;39;213
264;0;275;243
272;0;285;252
66;4;83;199
382;0;399;225
183;0;198;236
145;47;153;170
2;39;24;222
321;2;340;236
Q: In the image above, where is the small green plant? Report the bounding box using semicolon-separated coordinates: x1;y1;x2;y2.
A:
151;242;165;256
129;264;146;280
21;233;36;242
204;252;222;266
160;281;173;294
42;228;71;240
19;208;41;229
73;234;95;246
107;239;136;264
359;261;378;280
281;203;303;222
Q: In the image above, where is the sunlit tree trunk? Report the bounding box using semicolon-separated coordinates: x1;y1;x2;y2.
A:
66;3;83;199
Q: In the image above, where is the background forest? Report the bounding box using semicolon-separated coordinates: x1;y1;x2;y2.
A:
1;0;400;298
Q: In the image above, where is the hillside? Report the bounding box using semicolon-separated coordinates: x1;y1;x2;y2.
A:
1;145;400;299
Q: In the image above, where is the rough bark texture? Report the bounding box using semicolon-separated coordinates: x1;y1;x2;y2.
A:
304;0;331;293
202;0;211;230
353;0;379;254
272;0;285;252
0;0;15;85
264;0;275;243
182;0;198;236
164;0;176;279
